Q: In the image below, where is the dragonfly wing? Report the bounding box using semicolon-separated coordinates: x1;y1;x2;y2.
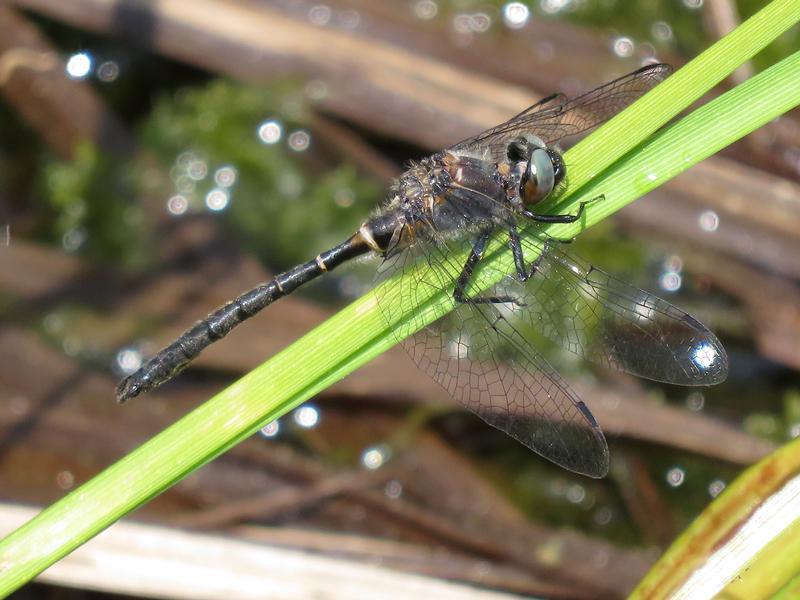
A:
449;63;672;162
505;235;728;385
375;235;609;478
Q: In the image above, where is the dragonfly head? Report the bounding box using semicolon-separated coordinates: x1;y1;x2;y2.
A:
507;134;566;206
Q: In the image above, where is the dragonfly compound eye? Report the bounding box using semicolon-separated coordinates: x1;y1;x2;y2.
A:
521;147;556;204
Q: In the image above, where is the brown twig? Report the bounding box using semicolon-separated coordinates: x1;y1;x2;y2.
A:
172;466;394;529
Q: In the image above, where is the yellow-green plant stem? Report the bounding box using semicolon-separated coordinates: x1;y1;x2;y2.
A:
0;1;798;594
539;0;800;202
631;437;800;599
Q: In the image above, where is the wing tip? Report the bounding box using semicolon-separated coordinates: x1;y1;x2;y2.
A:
570;426;610;479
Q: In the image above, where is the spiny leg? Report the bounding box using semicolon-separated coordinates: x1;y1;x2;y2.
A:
453;229;522;306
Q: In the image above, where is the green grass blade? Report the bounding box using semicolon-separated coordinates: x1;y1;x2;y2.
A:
0;2;798;594
555;0;800;197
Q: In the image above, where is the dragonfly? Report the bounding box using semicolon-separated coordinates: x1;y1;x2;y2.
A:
117;63;728;477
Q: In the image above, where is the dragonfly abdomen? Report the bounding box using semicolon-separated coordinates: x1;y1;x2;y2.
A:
116;232;375;402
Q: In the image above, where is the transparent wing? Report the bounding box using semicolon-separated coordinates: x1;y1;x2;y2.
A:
374;234;609;478
450;63;672;162
501;235;729;385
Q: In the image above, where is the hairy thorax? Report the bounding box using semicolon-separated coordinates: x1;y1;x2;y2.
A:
386;152;520;242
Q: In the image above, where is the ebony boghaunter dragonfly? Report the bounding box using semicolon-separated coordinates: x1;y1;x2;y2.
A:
117;63;728;477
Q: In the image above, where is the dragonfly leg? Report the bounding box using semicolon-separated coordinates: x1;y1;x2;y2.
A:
507;221;552;282
521;194;604;224
453;229;523;305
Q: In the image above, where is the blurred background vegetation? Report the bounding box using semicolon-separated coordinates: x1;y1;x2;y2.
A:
1;1;798;598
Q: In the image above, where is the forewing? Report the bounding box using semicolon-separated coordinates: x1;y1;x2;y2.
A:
374;235;609;478
450;63;672;162
506;235;728;385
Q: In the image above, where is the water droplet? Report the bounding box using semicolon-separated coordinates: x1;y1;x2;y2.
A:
288;130;311;152
650;21;672;42
116;348;143;375
708;479;725;498
361;444;391;470
167;194;189;215
214;166;237;188
698;210;719;232
96;60;120;82
294;405;320;428
452;13;472;34
260;420;280;438
470;12;492;33
659;271;682;292
503;3;531;29
413;0;438;20
66;52;92;79
338;9;361;29
692;342;718;370
612;36;635;58
205;189;230;212
56;470;75;490
258;120;282;144
385;479;403;499
566;483;586;504
62;228;87;252
540;0;570;15
308;5;332;26
666;467;685;487
651;21;673;42
187;159;207;181
682;0;703;9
